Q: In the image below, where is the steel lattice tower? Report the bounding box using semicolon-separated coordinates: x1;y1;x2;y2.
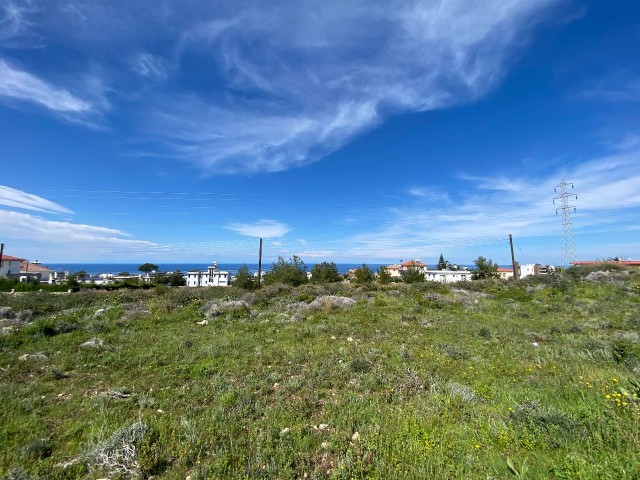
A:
553;179;578;266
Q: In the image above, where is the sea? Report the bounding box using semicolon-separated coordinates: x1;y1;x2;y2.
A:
45;263;388;277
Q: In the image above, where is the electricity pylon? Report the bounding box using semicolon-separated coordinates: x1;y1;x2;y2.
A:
553;179;577;267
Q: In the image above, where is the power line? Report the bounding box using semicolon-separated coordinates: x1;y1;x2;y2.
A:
554;179;578;266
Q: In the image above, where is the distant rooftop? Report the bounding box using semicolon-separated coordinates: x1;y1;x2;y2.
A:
1;255;25;261
572;260;640;266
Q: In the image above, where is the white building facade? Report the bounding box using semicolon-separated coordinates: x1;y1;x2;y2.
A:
0;255;25;279
186;261;230;287
424;269;472;283
20;261;69;284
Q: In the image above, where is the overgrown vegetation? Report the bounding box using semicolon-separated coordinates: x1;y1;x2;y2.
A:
264;256;308;286
1;265;639;478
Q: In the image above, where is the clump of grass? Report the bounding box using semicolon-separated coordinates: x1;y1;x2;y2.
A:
350;356;372;374
1;467;36;480
84;422;149;478
439;343;470;360
478;327;492;339
393;369;425;397
204;300;250;319
51;368;68;380
509;400;580;445
21;438;52;460
445;381;477;403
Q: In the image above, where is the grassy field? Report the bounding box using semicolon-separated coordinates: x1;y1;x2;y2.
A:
1;266;639;479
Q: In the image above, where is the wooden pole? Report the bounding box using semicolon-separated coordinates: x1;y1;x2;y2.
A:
509;234;518;280
257;238;263;289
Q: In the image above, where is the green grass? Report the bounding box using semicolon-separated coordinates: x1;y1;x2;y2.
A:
1;269;639;479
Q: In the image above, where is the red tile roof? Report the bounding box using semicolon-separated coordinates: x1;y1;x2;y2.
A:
401;260;427;267
20;261;52;273
1;255;25;261
497;267;513;272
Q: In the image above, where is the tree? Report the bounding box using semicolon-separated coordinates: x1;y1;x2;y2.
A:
264;256;308;286
310;262;341;283
72;270;88;282
402;266;425;283
353;263;374;284
376;266;393;284
138;263;159;274
167;270;186;286
234;264;256;290
473;256;499;279
437;254;447;270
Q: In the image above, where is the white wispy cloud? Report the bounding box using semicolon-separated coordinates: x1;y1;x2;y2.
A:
408;187;450;202
579;74;640;103
0;185;74;215
0;209;155;244
293;250;337;259
0;59;92;113
0;0;39;47
225;219;291;238
143;0;560;173
337;147;640;263
0;186;169;260
1;1;563;173
131;52;170;80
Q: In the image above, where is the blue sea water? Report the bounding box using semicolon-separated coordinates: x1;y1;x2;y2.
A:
46;263;387;276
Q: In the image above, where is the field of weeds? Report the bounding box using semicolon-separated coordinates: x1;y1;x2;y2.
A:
1;267;639;479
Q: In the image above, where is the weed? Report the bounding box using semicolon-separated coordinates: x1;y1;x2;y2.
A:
350;357;372;374
84;422;149;478
478;327;492;339
21;438;52;460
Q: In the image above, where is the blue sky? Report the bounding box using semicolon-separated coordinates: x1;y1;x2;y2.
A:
1;0;639;265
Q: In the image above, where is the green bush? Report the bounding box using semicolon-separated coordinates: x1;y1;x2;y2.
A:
263;256;308;287
310;262;341;283
353;263;374;284
402;266;425;284
233;264;257;290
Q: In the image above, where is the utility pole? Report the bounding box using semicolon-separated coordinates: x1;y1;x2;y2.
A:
257;238;263;289
0;243;4;270
508;234;518;280
554;178;578;267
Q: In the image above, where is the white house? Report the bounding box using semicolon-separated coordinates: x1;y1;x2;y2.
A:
519;264;554;278
384;260;428;279
186;261;230;287
20;260;69;284
0;255;25;279
497;267;514;280
424;269;472;283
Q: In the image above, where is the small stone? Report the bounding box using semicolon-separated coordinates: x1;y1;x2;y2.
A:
351;432;360;441
280;427;290;435
80;337;104;349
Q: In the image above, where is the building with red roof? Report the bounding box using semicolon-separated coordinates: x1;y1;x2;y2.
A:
497;267;513;280
1;254;26;279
